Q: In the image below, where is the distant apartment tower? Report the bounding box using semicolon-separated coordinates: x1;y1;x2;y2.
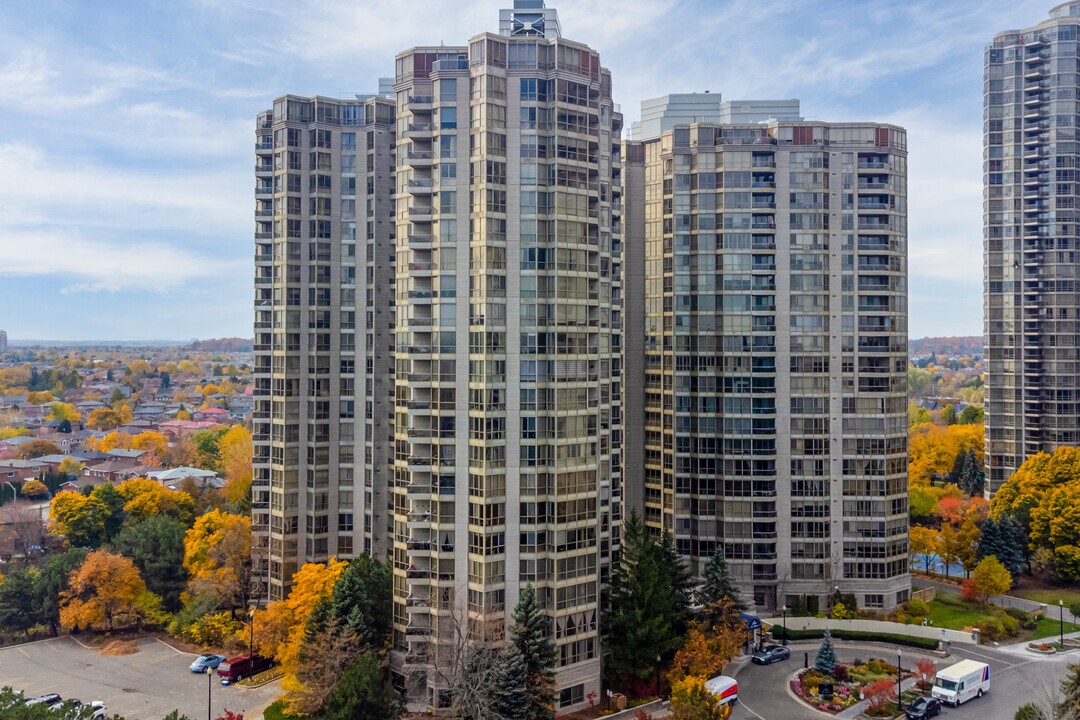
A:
624;103;911;611
391;0;623;710
629;92;802;141
0;330;6;353
252;94;397;601
985;2;1080;493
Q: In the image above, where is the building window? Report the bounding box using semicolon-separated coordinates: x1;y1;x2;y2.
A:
864;594;884;609
559;684;584;708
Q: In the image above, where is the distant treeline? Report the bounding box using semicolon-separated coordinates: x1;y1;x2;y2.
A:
909;336;983;357
186;338;253;352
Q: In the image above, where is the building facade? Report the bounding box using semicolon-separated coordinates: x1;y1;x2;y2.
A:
625;115;911;611
252;94;397;601
0;330;7;354
390;0;623;709
985;2;1080;493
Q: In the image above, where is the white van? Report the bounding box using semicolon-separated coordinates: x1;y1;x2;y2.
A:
932;659;990;706
704;675;738;705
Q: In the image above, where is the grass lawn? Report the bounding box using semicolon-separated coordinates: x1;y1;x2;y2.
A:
926;594;996;630
1025;616;1080;641
1011;586;1080;607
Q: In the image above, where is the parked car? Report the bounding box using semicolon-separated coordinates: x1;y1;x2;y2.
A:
189;654;227;673
24;693;62;707
906;697;941;719
217;654;274;684
751;645;791;665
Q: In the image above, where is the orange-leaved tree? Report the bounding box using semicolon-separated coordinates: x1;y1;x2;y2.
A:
60;549;149;631
253;559;348;707
183;509;252;609
131;431;170;462
670;674;730;720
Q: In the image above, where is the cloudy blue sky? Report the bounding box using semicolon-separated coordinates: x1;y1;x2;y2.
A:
0;0;1055;340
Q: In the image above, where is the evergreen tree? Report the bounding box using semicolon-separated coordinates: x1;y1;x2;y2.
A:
1058;662;1080;718
814;629;837;675
697;550;746;614
491;644;531;719
951;450;986;497
977;517;1024;578
0;567;37;637
330;553;393;648
322;652;402;720
510;583;557;720
605;512;694;680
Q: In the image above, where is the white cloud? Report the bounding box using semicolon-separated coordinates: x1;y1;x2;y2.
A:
0;228;246;294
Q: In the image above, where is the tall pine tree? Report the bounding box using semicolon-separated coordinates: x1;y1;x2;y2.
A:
509;583;557;720
977;517;1024;578
605;511;694;680
491;643;531;719
697;550;746;614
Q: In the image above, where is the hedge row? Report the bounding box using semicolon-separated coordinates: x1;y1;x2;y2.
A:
771;626;940;650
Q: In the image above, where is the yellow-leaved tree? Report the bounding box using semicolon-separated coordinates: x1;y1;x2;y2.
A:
60;549;150;631
219;425;253;508
48;402;81;423
252;559;348;709
87;407;123;431
131;431;170;462
117;477;195;525
183;509;252;609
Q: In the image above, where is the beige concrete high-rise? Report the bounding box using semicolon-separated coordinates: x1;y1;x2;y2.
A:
625;108;911;612
985;2;1080;493
391;0;623;710
252;94;397;601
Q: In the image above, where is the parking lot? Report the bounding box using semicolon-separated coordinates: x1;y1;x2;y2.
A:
0;637;280;720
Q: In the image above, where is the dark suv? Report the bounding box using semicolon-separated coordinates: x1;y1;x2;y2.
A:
905;697;941;719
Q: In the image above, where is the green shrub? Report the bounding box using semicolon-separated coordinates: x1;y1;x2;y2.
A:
771;627;939;650
906;599;930;617
1004;607;1038;631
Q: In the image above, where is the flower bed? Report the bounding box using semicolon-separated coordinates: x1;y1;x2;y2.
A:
789;659;910;715
1027;641;1057;654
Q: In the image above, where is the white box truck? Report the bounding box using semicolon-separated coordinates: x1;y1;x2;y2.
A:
932;659;990;706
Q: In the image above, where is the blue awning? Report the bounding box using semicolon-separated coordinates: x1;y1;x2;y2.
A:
740;613;762;630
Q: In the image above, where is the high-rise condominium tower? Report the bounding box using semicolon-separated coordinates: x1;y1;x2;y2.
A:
253;94;396;601
625;107;911;611
391;0;623;710
0;330;7;354
985;2;1080;493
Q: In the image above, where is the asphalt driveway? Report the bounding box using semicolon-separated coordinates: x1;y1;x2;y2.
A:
0;636;280;720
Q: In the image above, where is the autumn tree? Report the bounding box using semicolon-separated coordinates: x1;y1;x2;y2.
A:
219;425;253;511
942;404;958;425
864;678;895;712
910;526;940;575
255;559;348;712
956;514;982;578
117;477;195;526
57;456;84;478
970;556;1012;604
15;439;61;459
87;407;123;431
131;431;169;462
19;479;48;497
25;391;55;406
668;604;746;686
48;402;80;423
183;509;252;609
60;549;152;631
670;674;728;720
958;405;984;424
50;491;108;548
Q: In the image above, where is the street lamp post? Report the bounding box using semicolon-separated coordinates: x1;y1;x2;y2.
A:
207;668;214;720
781;605;788;646
248;606;256;658
1061;599;1065;647
655;653;661;697
896;648;903;711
